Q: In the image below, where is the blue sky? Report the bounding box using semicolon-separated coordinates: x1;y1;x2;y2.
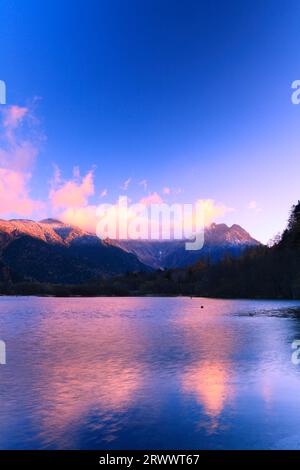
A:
1;0;300;242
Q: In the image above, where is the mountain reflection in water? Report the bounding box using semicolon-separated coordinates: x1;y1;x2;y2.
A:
0;297;300;449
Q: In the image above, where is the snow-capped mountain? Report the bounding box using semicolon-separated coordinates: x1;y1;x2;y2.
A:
0;218;149;284
0;219;260;283
0;218;101;248
111;223;260;269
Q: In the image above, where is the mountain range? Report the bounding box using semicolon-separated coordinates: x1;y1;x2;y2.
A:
0;218;259;284
110;223;260;269
0;219;147;284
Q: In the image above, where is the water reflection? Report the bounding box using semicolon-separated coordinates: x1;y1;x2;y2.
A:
182;361;231;419
0;297;300;449
22;299;149;447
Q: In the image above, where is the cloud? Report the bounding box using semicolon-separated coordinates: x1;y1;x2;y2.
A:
196;199;234;226
59;205;99;233
100;188;108;198
3;105;28;131
162;187;171;195
139;192;163;206
138;179;147;191
0;104;234;235
120;177;131;191
49;168;98;232
51;164;62;186
247;200;262;212
73;166;80;179
0;104;44;217
0;105;38;170
0;168;44;216
56;194;233;238
50;170;95;210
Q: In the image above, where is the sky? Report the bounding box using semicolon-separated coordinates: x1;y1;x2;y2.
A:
1;0;300;242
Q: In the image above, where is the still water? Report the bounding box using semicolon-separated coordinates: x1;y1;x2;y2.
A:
0;296;300;449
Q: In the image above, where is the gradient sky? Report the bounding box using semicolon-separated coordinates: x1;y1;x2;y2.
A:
1;0;300;242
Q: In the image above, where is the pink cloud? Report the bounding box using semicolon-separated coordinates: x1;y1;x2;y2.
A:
162;187;171;195
59;205;98;233
2;105;28;130
196;199;234;225
139;192;164;206
0;140;39;172
0;104;44;217
0;105;40;170
55;195;234;239
50;170;95;210
0;168;44;216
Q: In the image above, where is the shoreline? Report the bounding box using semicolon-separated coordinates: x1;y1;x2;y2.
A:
0;293;299;301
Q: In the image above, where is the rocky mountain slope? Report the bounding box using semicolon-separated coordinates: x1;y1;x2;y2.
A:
111;223;260;269
0;219;260;284
0;219;149;284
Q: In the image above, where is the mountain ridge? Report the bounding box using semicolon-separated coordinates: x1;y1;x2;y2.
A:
0;218;260;283
0;218;150;283
110;222;260;268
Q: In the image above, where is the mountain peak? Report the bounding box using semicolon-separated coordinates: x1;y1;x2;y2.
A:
109;222;260;268
39;218;64;225
208;222;229;231
0;218;260;273
0;218;149;284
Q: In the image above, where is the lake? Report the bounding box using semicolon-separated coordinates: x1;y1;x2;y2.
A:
0;296;300;449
